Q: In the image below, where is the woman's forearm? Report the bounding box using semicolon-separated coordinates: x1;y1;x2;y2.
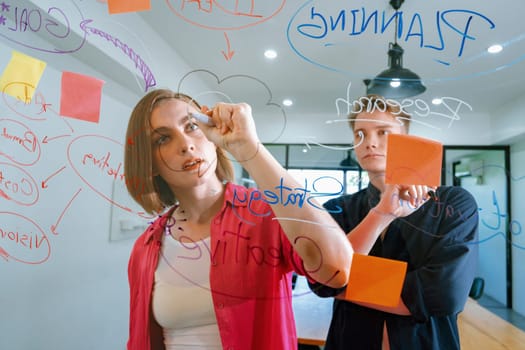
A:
241;144;353;288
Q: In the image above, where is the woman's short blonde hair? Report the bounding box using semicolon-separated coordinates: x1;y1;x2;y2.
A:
124;89;234;214
348;94;411;133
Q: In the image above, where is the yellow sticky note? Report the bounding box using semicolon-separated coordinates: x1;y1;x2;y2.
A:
386;134;443;186
0;51;47;103
344;254;407;307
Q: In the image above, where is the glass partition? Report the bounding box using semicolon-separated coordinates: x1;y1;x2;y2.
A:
443;146;512;307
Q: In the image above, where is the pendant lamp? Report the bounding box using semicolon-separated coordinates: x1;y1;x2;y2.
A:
365;0;426;99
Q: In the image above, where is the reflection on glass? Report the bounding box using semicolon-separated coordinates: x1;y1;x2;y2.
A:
444;147;510;308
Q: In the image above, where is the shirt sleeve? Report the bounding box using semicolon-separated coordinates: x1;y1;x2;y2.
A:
278;220;313;279
402;187;479;322
306;197;349;297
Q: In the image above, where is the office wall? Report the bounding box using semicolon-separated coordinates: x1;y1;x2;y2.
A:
493;95;525;145
458;151;508;305
0;33;147;348
1;1;524;350
0;3;211;349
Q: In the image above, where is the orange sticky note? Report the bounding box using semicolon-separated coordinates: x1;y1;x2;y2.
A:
60;71;105;123
108;0;151;14
0;51;46;103
344;254;407;307
386;134;443;186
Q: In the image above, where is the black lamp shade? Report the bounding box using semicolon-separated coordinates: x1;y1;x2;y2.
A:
339;151;360;169
366;43;426;99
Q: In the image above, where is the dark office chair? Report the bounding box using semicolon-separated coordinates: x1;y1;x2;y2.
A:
292;272;298;289
469;277;485;300
298;345;321;350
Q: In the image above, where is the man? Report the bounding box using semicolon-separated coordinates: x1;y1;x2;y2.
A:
310;94;479;350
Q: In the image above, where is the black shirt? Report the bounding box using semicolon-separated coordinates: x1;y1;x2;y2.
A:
310;185;479;350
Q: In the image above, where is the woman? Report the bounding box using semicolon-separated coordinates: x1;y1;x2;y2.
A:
124;89;353;350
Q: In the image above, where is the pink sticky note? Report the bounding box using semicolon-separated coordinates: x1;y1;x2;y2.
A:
60;71;105;123
108;0;151;14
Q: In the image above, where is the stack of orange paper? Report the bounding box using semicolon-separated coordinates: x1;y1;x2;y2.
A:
344;254;408;307
107;0;150;14
385;134;443;186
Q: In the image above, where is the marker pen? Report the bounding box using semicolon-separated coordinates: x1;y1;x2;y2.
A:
189;112;215;126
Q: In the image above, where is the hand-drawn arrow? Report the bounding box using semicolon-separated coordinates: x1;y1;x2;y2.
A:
42;135;71;143
41;165;66;188
221;32;235;61
137;211;155;220
80;18;157;91
0;246;9;261
50;188;82;235
0;188;11;200
61;117;75;133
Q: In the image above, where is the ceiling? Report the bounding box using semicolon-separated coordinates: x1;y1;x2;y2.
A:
3;0;525;143
135;0;525;116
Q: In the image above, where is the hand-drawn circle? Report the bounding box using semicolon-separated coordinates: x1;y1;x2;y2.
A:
0;211;50;264
158;232;310;301
177;69;287;142
67;134;136;213
287;0;525;83
0;2;87;54
0;162;39;206
0;118;42;166
2;83;48;121
165;0;286;31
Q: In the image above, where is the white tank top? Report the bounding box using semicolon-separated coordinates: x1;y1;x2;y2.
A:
152;235;222;349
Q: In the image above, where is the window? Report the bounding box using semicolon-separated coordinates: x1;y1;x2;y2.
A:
263;144;369;197
288;169;345;206
346;170;370;194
